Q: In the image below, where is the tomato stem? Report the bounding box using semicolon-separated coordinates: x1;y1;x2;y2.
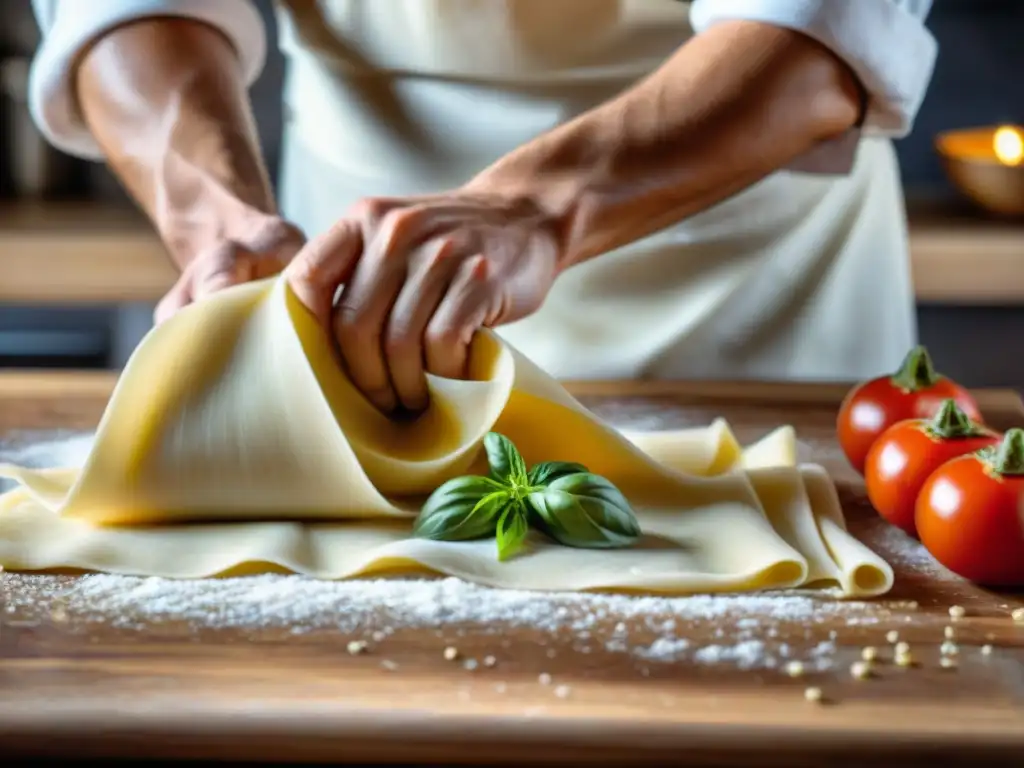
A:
926;398;978;439
990;428;1024;476
890;345;939;391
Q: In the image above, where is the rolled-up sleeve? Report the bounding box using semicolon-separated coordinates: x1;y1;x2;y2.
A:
29;0;267;160
690;0;937;138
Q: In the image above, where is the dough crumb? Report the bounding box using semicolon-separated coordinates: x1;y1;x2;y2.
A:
346;640;368;655
940;641;959;657
538;673;553;686
948;605;966;621
380;659;399;671
939;656;957;670
804;686;823;703
784;660;805;678
1011;607;1024;623
49;601;68;623
443;646;460;661
372;630;387;642
894;649;914;667
894;641;910;656
850;660;872;680
554;684;571;699
860;646;878;662
981;644;994;656
463;658;479;671
886;630;899;644
943;625;956;640
483;655;497;668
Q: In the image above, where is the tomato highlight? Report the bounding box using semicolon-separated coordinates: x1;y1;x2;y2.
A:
916;429;1024;587
837;346;982;475
864;399;1000;536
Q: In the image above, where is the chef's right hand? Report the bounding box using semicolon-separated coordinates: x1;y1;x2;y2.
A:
154;215;306;324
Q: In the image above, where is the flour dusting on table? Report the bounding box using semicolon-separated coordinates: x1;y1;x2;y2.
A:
0;432;906;672
1;571;876;670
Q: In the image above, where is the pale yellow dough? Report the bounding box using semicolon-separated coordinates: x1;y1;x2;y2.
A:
0;276;892;596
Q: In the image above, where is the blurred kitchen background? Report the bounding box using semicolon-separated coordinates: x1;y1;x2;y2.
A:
1;0;1022;383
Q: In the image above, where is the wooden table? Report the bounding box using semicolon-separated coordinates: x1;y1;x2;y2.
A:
3;200;1024;305
1;374;1024;766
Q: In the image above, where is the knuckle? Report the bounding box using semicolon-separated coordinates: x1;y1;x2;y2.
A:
377;208;419;252
466;254;490;280
430;236;461;266
348;197;385;222
425;320;462;349
383;326;417;357
285;252;318;282
333;303;377;343
254;218;304;254
348;197;400;229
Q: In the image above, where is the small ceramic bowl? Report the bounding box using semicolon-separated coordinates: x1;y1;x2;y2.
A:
935;126;1024;218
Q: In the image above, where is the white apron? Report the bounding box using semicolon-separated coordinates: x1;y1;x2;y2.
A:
273;0;917;382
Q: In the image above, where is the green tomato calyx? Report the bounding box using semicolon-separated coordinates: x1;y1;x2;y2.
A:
891;345;939;392
988;428;1024;476
927;398;982;440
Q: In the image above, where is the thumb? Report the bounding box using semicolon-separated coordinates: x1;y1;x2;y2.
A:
189;242;248;302
154;272;193;325
284;219;363;324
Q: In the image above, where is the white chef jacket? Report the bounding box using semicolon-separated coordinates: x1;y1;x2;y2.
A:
28;0;938;382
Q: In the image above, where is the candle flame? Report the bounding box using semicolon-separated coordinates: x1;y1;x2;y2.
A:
993;126;1023;166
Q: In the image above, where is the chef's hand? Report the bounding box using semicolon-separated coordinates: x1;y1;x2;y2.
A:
284;191;562;415
154;215;306;324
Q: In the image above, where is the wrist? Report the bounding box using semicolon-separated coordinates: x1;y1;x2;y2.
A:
152;159;282;269
464;140;596;272
156;193;284;268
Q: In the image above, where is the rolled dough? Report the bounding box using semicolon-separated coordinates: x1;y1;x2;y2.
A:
0;275;892;596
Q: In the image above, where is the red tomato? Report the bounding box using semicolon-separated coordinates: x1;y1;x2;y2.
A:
864;399;1000;536
916;429;1024;587
837;345;981;475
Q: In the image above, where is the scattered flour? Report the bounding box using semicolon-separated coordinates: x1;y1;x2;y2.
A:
694;641;769;669
634;637;691;660
0;433;901;672
1;571;888;671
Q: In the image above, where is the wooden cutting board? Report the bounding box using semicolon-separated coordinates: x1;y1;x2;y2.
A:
1;372;1023;766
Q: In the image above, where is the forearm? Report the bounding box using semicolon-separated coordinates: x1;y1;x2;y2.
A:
76;18;275;269
467;20;864;269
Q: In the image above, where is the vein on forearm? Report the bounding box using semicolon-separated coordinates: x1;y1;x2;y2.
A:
470;20;864;269
75;18;274;266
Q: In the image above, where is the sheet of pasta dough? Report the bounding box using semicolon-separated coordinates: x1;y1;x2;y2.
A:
0;275;892;597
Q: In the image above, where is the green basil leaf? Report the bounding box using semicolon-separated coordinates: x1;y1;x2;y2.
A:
527;461;589;488
484;432;528;484
412;475;508;541
526;472;641;549
495;502;529;561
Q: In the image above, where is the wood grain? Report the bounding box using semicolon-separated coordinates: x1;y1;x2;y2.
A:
3;201;1024;305
1;377;1024;765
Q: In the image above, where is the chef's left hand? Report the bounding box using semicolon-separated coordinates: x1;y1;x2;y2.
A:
284;190;562;415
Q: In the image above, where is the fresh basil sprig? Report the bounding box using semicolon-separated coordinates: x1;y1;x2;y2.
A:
412;432;641;560
526;473;642;548
411;475;510;541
